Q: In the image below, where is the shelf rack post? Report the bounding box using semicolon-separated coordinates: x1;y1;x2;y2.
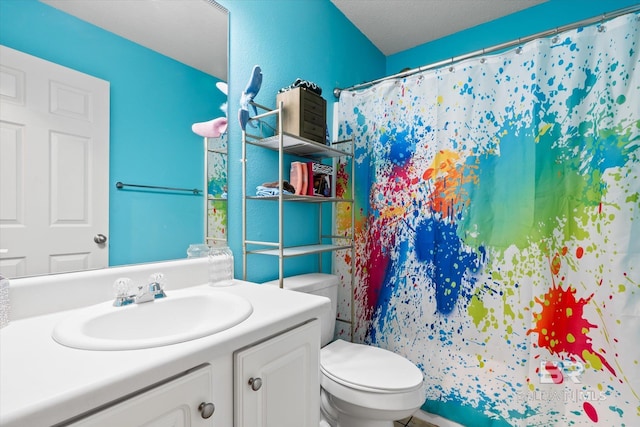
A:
241;129;248;281
277;101;285;288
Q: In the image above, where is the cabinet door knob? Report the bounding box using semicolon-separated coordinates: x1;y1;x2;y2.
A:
248;377;262;391
198;402;215;419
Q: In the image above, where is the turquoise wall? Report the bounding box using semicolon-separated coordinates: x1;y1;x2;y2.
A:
387;0;640;74
220;0;385;283
0;0;225;266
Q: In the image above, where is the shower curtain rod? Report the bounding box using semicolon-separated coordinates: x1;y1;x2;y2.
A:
333;4;640;98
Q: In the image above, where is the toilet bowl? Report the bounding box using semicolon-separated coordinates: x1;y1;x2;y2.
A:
264;273;425;427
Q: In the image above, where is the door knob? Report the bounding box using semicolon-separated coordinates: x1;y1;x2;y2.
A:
94;234;107;244
198;402;215;419
248;377;262;391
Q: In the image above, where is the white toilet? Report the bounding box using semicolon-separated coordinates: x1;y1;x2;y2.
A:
265;273;425;427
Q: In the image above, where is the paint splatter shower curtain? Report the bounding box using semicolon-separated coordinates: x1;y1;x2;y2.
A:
335;12;639;427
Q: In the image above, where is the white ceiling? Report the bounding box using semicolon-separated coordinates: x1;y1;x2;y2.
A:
41;0;228;81
40;0;549;81
331;0;548;55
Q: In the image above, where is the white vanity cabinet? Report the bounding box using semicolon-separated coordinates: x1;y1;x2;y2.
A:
234;320;320;427
1;277;330;427
68;365;215;427
63;321;321;427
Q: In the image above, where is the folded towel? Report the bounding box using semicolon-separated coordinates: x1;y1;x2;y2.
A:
261;181;296;193
278;78;322;96
256;186;294;197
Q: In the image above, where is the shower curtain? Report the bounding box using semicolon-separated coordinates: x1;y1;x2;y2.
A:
335;12;639;427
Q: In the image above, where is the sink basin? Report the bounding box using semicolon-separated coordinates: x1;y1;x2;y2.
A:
52;288;253;350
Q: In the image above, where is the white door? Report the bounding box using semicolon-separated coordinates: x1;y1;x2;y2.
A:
0;45;109;278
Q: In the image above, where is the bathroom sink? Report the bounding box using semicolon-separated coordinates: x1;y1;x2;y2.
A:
52;288;253;350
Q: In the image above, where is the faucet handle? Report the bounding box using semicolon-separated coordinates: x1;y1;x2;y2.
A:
113;277;134;306
148;272;167;298
148;272;165;287
114;277;132;295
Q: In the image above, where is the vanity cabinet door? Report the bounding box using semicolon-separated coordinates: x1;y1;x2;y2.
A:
235;320;320;427
68;365;215;426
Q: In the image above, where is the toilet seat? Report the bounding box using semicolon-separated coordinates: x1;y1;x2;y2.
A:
320;340;426;416
321;340;423;393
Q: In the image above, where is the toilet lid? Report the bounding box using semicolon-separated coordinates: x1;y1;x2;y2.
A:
320;340;423;392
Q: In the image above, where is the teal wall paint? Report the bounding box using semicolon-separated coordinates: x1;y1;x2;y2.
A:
219;0;385;283
0;0;225;266
387;0;640;75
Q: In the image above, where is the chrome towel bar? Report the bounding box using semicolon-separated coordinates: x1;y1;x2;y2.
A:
115;181;202;194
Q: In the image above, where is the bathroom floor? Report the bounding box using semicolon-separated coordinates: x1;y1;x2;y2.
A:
395;416;439;427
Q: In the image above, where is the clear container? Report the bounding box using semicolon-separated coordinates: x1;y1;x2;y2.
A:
187;243;210;258
209;245;234;286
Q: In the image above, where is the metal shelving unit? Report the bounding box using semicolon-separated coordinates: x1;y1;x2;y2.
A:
241;101;355;288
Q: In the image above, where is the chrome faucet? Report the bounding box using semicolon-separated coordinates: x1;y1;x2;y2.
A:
135;273;167;303
113;273;167;307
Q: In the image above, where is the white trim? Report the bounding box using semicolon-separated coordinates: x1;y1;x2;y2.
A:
413;409;465;427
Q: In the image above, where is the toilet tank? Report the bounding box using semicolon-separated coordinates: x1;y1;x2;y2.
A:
263;273;338;346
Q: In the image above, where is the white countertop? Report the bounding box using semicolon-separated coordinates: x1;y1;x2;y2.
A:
0;281;330;427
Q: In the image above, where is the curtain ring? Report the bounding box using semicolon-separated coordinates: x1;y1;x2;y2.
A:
598;14;606;32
